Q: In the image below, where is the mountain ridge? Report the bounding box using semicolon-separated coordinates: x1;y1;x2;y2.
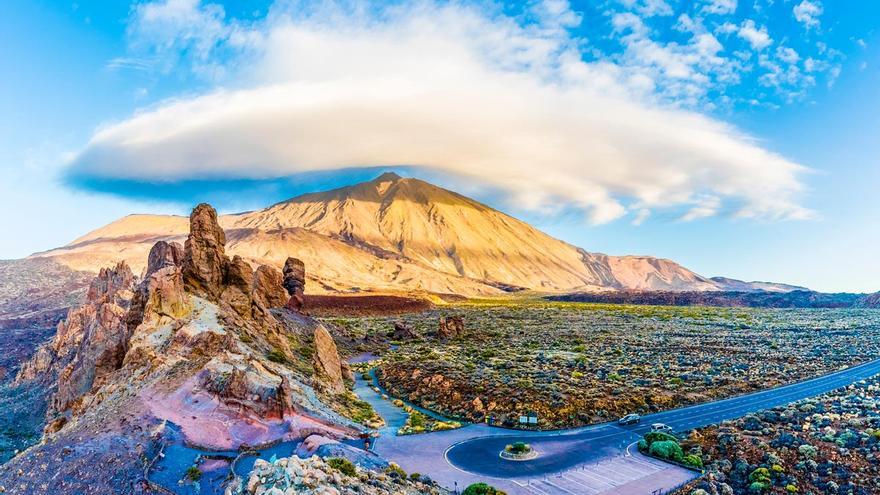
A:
30;173;790;296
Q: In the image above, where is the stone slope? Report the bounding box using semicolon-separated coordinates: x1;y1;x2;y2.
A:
31;173;719;295
1;204;367;494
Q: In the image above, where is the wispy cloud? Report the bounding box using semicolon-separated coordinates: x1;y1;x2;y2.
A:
793;0;823;30
67;0;814;224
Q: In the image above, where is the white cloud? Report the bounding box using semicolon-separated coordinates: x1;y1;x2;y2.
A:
67;0;812;224
619;0;674;17
793;0;823;30
701;0;737;15
680;195;721;221
737;20;772;50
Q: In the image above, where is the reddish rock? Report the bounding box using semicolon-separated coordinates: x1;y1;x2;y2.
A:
282;257;306;311
438;315;465;339
252;265;287;309
312;324;345;394
391;320;417;340
221;255;254;316
17;262;136;415
183;203;229;300
145;240;183;277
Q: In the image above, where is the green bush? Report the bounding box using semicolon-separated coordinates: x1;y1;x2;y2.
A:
649;440;684;462
185;466;201;481
266;349;288;364
507;441;530;454
644;431;678;445
462;482;507;495
327;457;357;477
683;454;703;468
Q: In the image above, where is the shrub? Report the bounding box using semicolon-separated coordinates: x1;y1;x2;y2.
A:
266;349;288;364
185;466;201;481
649;440;684;462
462;482;507;495
327;457;357;477
385;463;406;479
507;441;531;454
749;481;767;493
644;431;678;445
409;472;421;481
683;454;703;468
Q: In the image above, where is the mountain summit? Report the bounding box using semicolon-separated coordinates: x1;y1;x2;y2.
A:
34;173;720;295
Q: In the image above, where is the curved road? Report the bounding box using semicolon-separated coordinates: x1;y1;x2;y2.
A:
444;357;880;478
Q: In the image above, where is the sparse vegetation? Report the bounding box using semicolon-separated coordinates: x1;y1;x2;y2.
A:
326;457;357;477
337;303;880;430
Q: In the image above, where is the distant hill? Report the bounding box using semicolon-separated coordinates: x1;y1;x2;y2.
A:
710;277;810;293
30;173;728;296
548;290;868;308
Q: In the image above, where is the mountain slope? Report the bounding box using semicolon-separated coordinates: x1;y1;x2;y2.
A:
32;173;719;295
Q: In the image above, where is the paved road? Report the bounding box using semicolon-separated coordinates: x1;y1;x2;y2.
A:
352;357;880;494
444;357;880;478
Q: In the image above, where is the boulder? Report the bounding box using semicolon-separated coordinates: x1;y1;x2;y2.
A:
438;315;465;339
282;257;306;311
391;321;417;341
312;324;345;394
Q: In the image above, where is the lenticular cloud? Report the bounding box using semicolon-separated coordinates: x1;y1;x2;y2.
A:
67;0;812;224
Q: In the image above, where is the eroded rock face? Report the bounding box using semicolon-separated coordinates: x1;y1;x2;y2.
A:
183;203;229;300
145;240;183;277
312;324;345;394
10;202;360;489
252;265;287;309
283;257;306;311
16;262;136;415
438;315;464;339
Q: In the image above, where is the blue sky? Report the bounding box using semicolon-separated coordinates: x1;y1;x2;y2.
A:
1;0;878;292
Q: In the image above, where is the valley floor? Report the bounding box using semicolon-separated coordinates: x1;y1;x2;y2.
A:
352;356;880;495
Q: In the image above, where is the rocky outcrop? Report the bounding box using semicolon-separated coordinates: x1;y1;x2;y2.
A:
252;265;287;309
312;324;345;394
182;203;229;300
16;262;136;415
6;202;364;495
438;316;464;339
145;240;183;277
391;320;418;341
242;454;446;495
283;257;306;311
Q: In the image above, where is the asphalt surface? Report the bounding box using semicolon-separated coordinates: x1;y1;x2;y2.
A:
445;357;880;478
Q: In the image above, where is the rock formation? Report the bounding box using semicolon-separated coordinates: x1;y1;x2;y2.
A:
5;203;363;495
283;257;306;311
16;262;136;416
438;315;464;339
312;324;345;394
182;203;229;300
391;320;417;341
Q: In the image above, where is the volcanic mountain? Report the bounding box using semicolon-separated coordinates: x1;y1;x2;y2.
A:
33;172;721;295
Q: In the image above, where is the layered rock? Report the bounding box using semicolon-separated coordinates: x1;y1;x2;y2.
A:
283;257;306;311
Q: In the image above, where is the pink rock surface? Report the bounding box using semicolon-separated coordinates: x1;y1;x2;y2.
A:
142;377;351;450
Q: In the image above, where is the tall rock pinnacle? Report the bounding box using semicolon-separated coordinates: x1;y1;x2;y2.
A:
182;203;229;300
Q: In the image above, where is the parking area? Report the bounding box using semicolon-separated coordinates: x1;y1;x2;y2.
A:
513;453;696;495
